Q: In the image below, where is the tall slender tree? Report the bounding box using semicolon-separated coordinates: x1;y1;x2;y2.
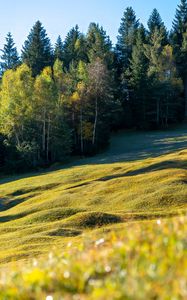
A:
54;35;64;61
87;23;113;68
129;26;149;128
62;25;80;69
22;21;53;76
116;7;139;70
0;32;20;75
172;0;187;117
148;9;168;45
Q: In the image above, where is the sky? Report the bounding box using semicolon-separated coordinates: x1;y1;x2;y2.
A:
0;0;180;52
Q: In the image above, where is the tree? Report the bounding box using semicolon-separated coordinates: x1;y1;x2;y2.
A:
116;7;139;70
172;0;187;117
87;23;114;68
0;32;20;75
33;67;57;161
129;26;149;128
34;65;71;162
62;25;80;69
54;35;64;61
147;9;168;45
87;58;115;150
172;0;187;41
22;21;53;76
145;30;183;127
0;64;34;155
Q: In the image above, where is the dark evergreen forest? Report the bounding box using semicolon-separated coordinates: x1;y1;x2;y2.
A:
0;0;187;172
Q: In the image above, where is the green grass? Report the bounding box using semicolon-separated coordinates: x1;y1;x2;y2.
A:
0;126;187;264
0;126;187;298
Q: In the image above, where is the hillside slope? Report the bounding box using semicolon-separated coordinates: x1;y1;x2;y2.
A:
0;126;187;264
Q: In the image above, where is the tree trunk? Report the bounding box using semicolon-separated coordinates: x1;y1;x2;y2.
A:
92;96;98;146
184;76;187;119
15;130;20;147
156;99;160;127
46;117;50;162
80;101;84;154
42;109;46;153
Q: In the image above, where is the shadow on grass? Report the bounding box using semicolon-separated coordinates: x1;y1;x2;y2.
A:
64;159;187;191
0;127;187;190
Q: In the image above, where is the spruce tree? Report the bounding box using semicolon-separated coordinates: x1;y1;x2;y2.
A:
129;25;149;128
54;35;64;61
148;9;168;44
87;23;113;68
173;0;187;41
172;0;187;117
0;32;20;75
116;7;139;70
22;21;53;76
62;25;80;69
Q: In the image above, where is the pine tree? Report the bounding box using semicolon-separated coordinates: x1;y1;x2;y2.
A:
116;7;139;70
0;32;20;75
22;21;53;76
129;26;149;128
145;28;182;127
62;25;80;69
75;33;88;64
172;0;187;41
54;35;64;61
172;0;187;117
148;9;168;44
87;23;113;68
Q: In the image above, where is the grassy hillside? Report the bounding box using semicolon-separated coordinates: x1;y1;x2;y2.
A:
0;126;187;266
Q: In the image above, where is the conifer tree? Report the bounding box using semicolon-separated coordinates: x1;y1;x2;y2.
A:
172;0;187;117
87;23;113;68
116;7;139;70
173;0;187;41
62;25;80;69
54;36;64;61
22;21;53;76
129;25;149;127
0;32;20;75
148;9;168;45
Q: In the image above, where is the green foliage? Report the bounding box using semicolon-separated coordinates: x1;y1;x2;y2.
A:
62;25;88;70
116;7;139;70
54;35;64;61
172;0;187;40
129;26;149;128
0;32;20;75
147;8;168;44
22;21;53;76
0;64;34;143
1;3;187;170
87;23;114;68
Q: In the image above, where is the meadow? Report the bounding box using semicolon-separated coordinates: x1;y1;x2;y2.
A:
0;126;187;299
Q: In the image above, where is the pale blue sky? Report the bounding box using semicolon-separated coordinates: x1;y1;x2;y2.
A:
0;0;180;52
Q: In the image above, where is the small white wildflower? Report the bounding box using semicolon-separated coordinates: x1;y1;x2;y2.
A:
120;270;127;278
62;259;68;265
48;252;53;260
32;259;38;267
95;238;105;247
115;241;123;248
157;219;161;225
46;296;53;300
105;265;111;273
67;242;72;248
64;271;70;279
